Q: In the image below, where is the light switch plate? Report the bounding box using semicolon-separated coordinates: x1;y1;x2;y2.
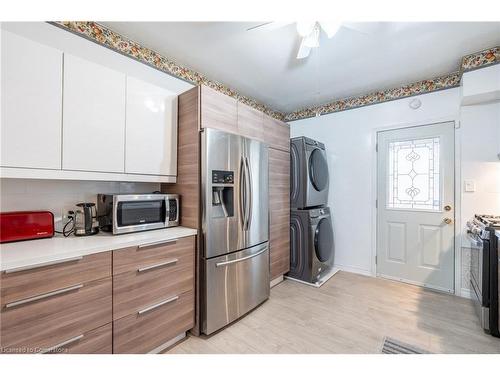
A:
464;180;476;192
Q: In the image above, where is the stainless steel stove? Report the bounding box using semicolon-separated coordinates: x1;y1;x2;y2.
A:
466;215;499;337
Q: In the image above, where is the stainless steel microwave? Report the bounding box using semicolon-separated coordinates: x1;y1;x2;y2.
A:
97;194;179;235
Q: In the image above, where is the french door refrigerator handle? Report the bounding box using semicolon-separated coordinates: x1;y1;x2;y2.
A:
245;156;252;231
239;156;247;230
215;246;268;267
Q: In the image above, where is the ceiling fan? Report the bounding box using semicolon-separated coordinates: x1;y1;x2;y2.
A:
247;21;377;59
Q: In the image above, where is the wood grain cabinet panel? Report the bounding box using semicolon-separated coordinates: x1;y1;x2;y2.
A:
112;236;194;275
0;277;112;353
200;85;238;133
113;290;194;354
237;102;263;141
263;114;290;152
113;236;195;320
269;148;291;279
46;323;112;354
1;252;111;305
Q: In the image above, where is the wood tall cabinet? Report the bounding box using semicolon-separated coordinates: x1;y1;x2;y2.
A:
163;85;290;334
269;148;291;279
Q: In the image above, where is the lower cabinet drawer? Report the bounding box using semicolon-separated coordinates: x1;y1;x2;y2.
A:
46;324;112;354
113;242;194;320
113;290;194;354
0;277;112;353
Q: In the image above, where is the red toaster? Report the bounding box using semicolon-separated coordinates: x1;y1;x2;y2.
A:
0;211;55;243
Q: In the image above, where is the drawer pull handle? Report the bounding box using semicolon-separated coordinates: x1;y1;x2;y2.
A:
137;259;178;273
138;239;177;250
40;334;84;354
216;247;267;267
4;283;84;309
138;295;179;315
4;256;84;274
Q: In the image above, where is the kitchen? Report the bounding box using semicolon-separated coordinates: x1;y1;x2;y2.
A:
1;1;500;371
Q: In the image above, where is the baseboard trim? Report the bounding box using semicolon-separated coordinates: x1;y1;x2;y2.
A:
334;264;373;277
460;287;472;299
270;275;284;288
148;332;186;354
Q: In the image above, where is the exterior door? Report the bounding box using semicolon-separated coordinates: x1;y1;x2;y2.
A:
377;122;455;293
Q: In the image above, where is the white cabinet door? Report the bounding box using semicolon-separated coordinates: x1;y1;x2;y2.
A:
63;54;126;173
125;77;178;176
1;31;63;169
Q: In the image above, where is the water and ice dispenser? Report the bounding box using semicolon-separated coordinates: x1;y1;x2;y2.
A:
211;170;234;218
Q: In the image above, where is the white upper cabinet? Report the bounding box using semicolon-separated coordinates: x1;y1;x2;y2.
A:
125;77;178;176
63;54;126;173
1;31;63;169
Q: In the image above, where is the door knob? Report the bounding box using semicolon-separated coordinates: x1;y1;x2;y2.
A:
443;217;453;225
444;205;452;211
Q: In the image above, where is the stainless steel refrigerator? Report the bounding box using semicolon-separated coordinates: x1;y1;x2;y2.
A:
201;128;269;335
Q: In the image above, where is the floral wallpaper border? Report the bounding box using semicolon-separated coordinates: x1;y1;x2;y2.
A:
51;22;499;123
461;46;500;72
284;72;462;121
51;21;286;121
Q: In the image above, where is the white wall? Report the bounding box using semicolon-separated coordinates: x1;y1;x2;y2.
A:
459;101;500;295
291;87;500;293
0;179;160;231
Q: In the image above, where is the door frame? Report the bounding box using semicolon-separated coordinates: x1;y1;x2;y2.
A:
370;115;462;296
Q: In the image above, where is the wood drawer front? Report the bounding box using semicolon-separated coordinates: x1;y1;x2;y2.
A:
113;240;194;320
1;252;111;305
200;85;238;133
46;324;112;354
113;236;195;275
1;277;112;352
264;114;290;152
113;290;194;354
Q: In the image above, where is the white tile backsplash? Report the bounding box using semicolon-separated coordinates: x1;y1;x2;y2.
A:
0;179;160;230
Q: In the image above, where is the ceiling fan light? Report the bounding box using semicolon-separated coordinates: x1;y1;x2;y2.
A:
319;21;342;38
302;25;320;48
296;21;317;37
296;38;312;59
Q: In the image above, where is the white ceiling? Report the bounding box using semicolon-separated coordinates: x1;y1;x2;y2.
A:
102;22;500;113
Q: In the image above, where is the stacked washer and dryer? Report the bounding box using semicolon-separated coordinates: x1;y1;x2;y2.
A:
288;137;335;285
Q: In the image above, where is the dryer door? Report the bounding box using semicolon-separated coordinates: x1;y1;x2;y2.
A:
314;217;334;263
308;148;329;192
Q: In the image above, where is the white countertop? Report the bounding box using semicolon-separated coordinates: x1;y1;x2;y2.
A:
0;226;197;272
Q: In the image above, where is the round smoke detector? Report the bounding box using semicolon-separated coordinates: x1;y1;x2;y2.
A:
409;98;422;109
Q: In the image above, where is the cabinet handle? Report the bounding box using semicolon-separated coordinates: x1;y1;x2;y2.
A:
4;256;84;274
138;239;177;250
4;284;84;309
40;334;84;354
137;295;179;315
137;259;178;273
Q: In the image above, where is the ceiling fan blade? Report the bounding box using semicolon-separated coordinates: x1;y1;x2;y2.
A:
318;21;342;38
296;38;311;59
246;22;293;32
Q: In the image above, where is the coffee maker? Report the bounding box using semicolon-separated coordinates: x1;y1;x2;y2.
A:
74;202;99;236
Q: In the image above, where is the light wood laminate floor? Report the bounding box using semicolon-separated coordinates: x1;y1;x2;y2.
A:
167;271;500;354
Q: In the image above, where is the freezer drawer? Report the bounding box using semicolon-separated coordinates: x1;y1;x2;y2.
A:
203;243;270;335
